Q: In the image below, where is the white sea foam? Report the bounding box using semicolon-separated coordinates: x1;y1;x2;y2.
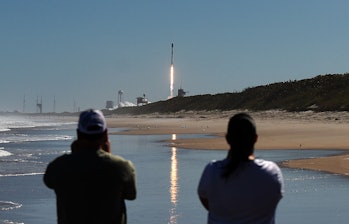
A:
0;149;12;157
0;201;22;211
0;140;10;144
0;115;75;145
0;133;73;144
0;116;36;130
0;115;76;130
15;135;73;143
0;172;44;177
0;220;24;224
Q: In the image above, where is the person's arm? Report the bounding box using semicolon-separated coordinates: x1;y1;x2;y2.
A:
197;164;211;211
43;155;68;189
123;161;137;200
199;195;209;211
43;161;56;189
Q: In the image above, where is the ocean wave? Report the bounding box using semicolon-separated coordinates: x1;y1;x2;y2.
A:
23;135;73;142
0;201;22;211
0;140;10;144
0;157;43;164
0;172;44;177
0;220;24;224
0;149;12;157
0;135;73;144
0;115;76;132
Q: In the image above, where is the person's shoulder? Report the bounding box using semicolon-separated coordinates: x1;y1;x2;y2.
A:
255;158;277;166
100;150;126;161
101;151;135;168
45;153;72;174
110;154;132;164
109;154;136;176
205;159;226;170
254;159;282;173
49;153;71;165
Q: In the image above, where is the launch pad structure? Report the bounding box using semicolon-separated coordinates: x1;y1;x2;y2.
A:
169;43;187;98
137;94;148;106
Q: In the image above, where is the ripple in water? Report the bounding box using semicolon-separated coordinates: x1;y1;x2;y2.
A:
0;201;22;211
0;220;24;224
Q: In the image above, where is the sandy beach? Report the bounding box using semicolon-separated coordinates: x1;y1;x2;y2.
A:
106;110;349;176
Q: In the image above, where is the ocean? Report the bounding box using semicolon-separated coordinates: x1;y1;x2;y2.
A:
1;115;349;224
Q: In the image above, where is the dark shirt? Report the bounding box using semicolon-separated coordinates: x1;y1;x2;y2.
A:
44;149;136;224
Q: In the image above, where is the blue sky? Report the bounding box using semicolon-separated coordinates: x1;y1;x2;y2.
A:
1;1;349;113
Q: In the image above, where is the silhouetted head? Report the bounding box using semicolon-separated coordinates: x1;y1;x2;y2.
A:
226;113;257;158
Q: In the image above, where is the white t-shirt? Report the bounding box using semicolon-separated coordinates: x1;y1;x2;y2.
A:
198;159;284;224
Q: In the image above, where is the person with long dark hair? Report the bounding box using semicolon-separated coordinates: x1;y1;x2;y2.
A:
198;113;284;224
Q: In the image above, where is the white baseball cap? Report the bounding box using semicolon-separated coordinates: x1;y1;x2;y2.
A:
78;109;107;135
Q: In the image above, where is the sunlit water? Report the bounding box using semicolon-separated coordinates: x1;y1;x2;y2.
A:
0;115;349;224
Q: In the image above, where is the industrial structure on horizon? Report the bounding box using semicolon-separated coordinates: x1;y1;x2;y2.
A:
36;97;43;113
106;43;187;110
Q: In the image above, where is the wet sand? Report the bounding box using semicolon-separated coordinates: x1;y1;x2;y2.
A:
106;110;349;176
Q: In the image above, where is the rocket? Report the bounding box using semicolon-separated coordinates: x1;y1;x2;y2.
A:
171;43;174;65
169;43;175;99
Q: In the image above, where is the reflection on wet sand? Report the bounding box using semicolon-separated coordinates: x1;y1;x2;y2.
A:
169;134;178;224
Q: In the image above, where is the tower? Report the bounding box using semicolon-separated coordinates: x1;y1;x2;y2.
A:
118;90;123;107
53;96;56;113
23;95;26;113
36;97;43;113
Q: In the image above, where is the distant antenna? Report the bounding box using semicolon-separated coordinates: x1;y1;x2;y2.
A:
73;100;76;113
53;96;56;113
23;95;26;113
36;96;43;113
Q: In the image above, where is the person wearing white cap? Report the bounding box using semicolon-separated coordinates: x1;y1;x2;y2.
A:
44;109;136;224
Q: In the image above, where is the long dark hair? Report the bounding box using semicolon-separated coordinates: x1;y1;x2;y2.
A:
222;113;257;178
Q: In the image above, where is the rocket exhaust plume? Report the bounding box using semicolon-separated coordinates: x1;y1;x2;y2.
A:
169;43;174;99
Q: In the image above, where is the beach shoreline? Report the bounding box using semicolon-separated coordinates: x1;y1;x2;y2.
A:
105;110;349;176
